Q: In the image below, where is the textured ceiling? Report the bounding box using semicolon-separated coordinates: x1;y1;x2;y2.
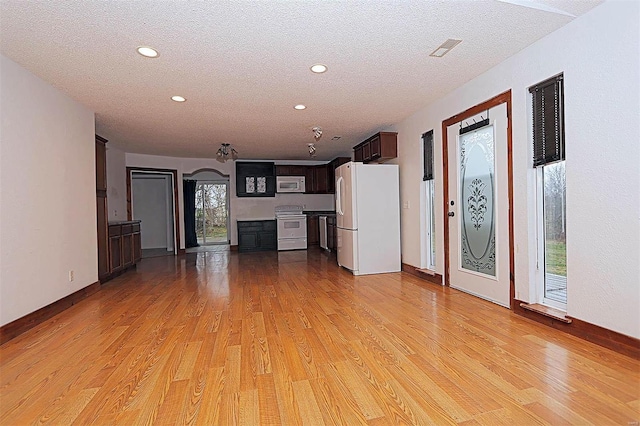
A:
0;0;600;161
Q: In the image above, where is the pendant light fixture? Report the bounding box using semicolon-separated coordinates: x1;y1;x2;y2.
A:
216;143;239;162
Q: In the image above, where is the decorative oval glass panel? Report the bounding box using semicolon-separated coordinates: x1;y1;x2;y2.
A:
459;125;496;276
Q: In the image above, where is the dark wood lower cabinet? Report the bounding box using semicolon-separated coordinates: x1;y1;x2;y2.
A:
122;234;133;267
133;232;142;263
307;215;319;246
258;230;278;251
96;135;141;284
237;220;277;252
106;221;141;282
109;233;122;273
327;215;336;252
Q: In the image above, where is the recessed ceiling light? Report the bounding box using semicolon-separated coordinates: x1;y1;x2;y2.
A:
294;104;306;110
171;96;186;102
310;64;327;74
137;46;159;58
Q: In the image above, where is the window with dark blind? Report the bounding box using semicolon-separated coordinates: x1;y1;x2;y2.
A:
422;130;434;181
529;74;565;167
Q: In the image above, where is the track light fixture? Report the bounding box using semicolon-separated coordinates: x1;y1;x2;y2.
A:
312;126;323;141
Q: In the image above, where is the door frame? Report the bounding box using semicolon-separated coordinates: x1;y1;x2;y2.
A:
441;90;515;309
196;181;231;245
183;168;231;245
127;167;182;255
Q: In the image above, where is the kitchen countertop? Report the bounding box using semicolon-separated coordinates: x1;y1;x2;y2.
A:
236;217;275;222
108;220;141;225
303;210;336;216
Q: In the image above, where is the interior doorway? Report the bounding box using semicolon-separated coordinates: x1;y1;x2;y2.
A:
127;168;180;258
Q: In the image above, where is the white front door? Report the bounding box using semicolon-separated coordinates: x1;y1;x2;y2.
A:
446;103;510;307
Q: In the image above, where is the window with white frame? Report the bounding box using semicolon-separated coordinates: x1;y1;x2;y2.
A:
530;74;567;309
423;130;436;270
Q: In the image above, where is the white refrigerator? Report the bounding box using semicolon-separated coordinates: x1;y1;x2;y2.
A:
335;162;401;275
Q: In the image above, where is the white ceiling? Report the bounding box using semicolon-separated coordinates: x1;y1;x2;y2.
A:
0;0;600;161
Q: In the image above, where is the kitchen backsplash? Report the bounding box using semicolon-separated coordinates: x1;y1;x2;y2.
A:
233;193;335;219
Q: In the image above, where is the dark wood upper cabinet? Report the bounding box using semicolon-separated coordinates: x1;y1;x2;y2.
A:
327;157;350;194
314;165;329;194
354;145;364;162
362;141;371;162
95;135;107;193
369;135;381;160
96;135;109;282
352;132;397;163
276;165;306;176
236;162;276;197
375;132;398;161
96;196;109;280
305;166;315;193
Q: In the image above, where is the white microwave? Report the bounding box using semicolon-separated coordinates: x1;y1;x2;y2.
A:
276;176;305;193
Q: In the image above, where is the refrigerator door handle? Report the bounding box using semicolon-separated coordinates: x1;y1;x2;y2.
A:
336;176;344;216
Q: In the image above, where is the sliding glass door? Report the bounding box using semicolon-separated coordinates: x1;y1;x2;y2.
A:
195;182;229;244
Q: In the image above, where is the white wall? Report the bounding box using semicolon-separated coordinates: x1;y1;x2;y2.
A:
125;154;335;247
105;143;127;221
395;1;640;338
0;54;97;326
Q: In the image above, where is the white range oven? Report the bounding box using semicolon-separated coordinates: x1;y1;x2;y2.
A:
275;205;307;251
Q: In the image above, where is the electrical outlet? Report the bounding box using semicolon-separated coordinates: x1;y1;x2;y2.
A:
68;270;74;282
403;201;410;209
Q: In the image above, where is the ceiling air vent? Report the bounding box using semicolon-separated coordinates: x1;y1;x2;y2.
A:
429;39;462;58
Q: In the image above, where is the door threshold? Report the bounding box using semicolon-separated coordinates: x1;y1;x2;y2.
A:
519;303;572;323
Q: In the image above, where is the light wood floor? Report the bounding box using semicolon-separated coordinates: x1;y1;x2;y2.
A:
1;249;638;425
